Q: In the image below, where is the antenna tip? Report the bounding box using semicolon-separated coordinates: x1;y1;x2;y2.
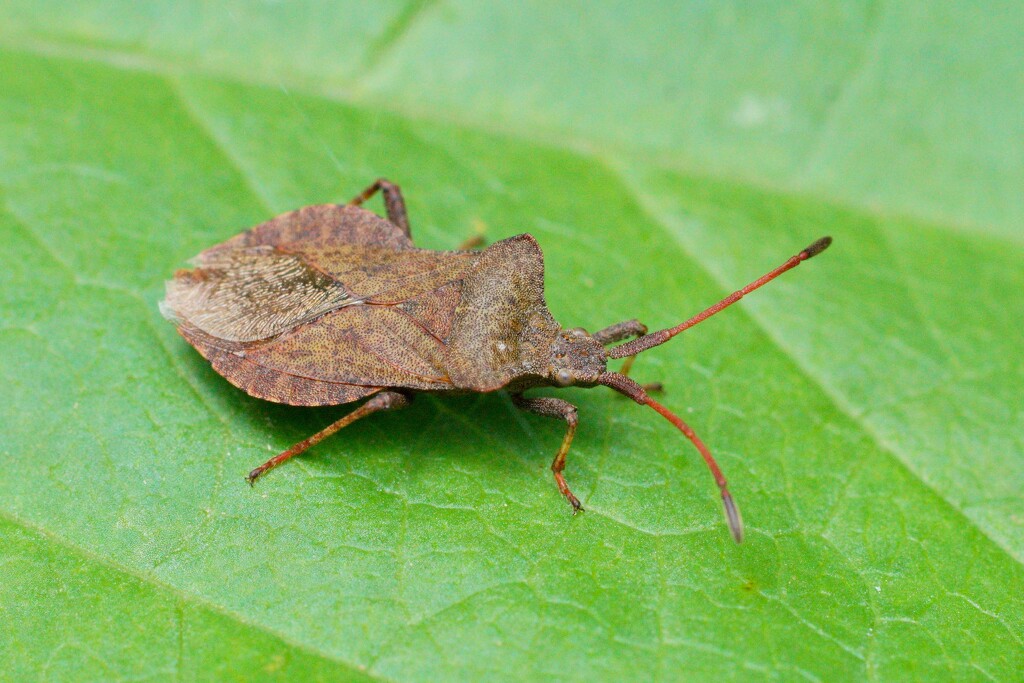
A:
721;490;744;544
803;236;833;259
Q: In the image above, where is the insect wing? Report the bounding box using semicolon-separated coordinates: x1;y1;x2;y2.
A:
162;246;354;342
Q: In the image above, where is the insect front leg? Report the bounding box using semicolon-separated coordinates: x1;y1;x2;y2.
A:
593;319;648;345
347;178;411;237
512;395;583;513
593;320;662;390
246;390;411;485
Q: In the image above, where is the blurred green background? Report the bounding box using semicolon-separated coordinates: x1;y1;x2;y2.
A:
1;2;1022;681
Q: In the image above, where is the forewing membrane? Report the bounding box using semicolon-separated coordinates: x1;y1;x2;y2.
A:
162;246;353;342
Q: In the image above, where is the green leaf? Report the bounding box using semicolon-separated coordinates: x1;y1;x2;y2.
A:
1;4;1022;681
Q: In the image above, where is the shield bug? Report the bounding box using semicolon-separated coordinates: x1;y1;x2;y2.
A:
162;178;831;543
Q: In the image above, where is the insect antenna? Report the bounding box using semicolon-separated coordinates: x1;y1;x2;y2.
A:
607;236;832;359
598;372;743;543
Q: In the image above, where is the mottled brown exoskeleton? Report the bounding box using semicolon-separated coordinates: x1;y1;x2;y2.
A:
162;178;832;543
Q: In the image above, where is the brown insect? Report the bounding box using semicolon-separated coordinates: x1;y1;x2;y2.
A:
162;178;831;543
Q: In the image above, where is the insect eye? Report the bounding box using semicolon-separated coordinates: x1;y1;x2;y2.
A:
555;369;573;386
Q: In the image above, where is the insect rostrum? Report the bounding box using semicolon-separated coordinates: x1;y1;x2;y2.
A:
162;178;832;543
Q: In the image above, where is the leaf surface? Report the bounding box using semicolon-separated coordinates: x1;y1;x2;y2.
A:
1;4;1022;681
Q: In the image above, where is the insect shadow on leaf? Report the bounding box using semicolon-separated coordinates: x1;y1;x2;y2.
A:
162;178;832;543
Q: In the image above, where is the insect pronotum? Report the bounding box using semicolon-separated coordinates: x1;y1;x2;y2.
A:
162;178;831;543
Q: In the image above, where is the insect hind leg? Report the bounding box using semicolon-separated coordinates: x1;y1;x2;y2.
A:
246;390;410;485
347;178;411;238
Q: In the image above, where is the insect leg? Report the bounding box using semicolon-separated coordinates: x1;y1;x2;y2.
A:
456;219;488;250
512;395;583;513
245;390;410;485
456;234;486;250
593;319;662;390
593;319;648;344
347;178;411;237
